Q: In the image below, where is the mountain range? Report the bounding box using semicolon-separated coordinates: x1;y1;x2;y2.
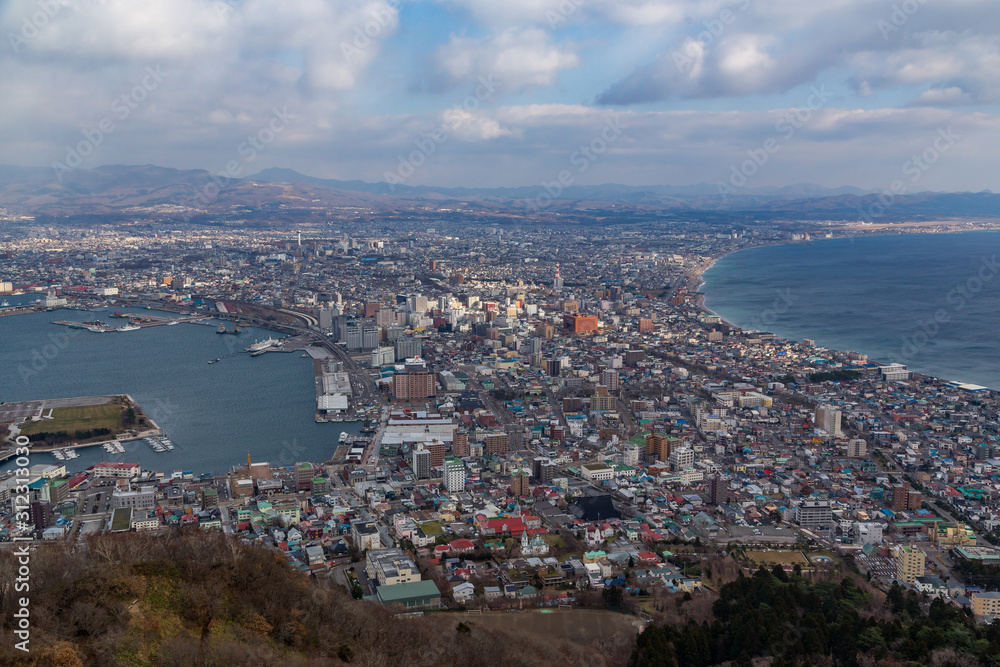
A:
0;164;997;224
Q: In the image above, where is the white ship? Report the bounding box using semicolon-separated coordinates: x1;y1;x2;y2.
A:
246;337;279;353
0;300;9;307
64;449;79;459
339;431;349;443
167;319;179;325
52;450;65;460
117;323;140;332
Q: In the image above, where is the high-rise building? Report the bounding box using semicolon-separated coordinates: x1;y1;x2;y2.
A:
296;462;315;492
709;475;727;506
311;477;329;495
485;432;509;456
412;448;431;479
392;370;437;399
425;442;446;467
591;393;617;411
394;337;422;359
564;314;599;333
249;461;271;482
815;405;842;437
546;358;561;377
668;447;694;471
29;500;50;530
600;369;619;391
453;429;470;457
528;337;542;356
444;457;465;492
645;433;673;461
512;470;530;496
895;545;925;584
892;482;922;511
362;325;379;349
346;324;363;350
623;443;641;467
364;302;380;318
795;500;833;529
333;315;349;342
371;346;395;367
971;592;1000;618
536;324;554;340
847;439;867;458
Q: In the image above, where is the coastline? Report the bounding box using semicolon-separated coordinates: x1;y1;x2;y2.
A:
692;231;1000;390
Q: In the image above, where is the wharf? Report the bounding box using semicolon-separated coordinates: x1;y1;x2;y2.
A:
0;305;41;317
247;333;313;355
52;314;210;332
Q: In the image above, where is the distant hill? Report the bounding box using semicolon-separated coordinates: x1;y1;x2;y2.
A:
0;163;996;224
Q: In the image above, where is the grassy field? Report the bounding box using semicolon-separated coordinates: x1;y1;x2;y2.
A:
419;521;443;536
20;401;124;438
465;609;641;643
745;550;809;565
543;534;565;548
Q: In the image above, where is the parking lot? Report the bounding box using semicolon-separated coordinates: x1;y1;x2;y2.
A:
856;553;897;581
0;400;42;424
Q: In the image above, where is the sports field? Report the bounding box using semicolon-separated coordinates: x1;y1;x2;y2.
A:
19;401;124;437
745;550;809;565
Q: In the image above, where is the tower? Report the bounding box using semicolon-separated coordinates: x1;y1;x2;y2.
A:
553;264;563;291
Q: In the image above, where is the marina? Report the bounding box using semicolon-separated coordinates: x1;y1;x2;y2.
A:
0;306;364;474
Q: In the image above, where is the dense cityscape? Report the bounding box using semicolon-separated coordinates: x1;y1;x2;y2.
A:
3;216;1000;656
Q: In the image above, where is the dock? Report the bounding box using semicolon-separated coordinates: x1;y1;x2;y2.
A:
52;313;211;332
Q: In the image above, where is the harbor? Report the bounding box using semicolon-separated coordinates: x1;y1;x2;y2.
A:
1;300;384;473
0;394;164;464
51;311;212;332
1;304;361;474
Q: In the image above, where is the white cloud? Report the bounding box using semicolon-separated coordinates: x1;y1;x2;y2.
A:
598;1;1000;104
428;28;579;91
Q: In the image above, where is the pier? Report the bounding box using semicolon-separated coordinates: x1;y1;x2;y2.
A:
51;313;212;332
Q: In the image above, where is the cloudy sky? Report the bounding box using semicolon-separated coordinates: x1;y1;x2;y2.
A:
2;0;999;192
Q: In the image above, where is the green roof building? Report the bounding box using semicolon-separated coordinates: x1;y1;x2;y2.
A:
370;580;442;610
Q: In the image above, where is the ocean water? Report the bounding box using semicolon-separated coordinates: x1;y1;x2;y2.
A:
702;231;1000;389
0;304;359;474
